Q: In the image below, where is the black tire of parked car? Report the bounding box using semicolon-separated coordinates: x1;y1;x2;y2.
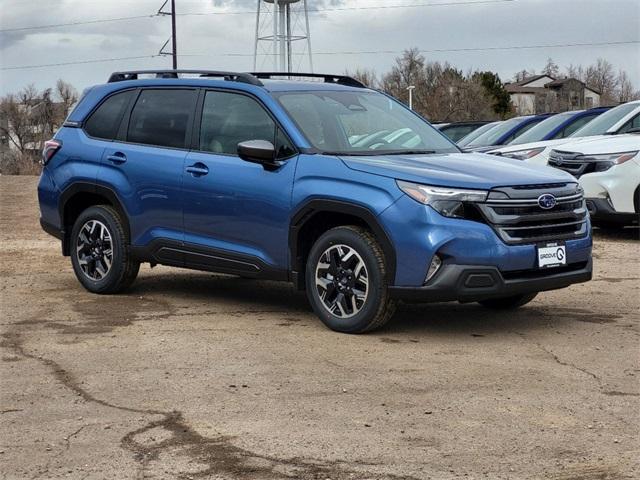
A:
478;292;538;309
70;205;140;294
305;226;397;333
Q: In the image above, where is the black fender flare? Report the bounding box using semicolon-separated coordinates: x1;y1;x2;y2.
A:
288;199;397;287
58;182;129;255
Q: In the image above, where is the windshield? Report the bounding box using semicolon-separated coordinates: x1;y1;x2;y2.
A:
275;90;458;155
465;116;532;147
509;112;577;145
457;121;501;147
570;103;638;137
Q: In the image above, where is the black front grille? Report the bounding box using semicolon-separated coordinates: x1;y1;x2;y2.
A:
475;184;589;245
548;150;609;178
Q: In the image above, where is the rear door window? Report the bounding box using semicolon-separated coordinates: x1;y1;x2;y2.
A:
127;89;197;149
84;90;135;140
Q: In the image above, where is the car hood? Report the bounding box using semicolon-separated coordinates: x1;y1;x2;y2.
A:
550;134;640;155
339;152;575;190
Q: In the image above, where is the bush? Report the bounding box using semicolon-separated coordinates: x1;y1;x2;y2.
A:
0;151;41;175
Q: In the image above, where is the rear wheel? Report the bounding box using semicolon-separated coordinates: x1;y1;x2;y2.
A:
478;292;537;310
305;226;396;333
70;205;139;294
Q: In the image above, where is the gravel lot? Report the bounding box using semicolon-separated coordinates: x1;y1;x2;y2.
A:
1;175;639;480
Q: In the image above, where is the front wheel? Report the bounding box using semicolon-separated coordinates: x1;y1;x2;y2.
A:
70;205;139;294
478;292;537;310
305;226;396;333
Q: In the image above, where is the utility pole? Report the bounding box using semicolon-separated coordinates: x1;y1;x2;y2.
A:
158;0;177;69
171;0;177;69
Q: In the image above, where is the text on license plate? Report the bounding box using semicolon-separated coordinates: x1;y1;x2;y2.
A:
538;245;566;268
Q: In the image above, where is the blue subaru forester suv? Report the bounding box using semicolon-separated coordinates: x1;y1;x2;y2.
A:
38;70;593;333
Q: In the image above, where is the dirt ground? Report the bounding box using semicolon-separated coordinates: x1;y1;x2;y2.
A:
1;175;638;480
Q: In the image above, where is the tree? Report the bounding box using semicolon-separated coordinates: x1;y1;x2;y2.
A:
541;58;559;78
380;48;429;114
55;79;78;119
474;71;512;118
513;69;536;82
584;58;618;103
616;70;640;102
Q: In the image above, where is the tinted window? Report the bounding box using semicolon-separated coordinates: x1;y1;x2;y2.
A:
558;113;600;138
127;89;197;149
84;90;135;140
200;91;294;158
570;102;639;137
441;125;478;143
465;117;534;147
619;114;640;133
457;121;501;147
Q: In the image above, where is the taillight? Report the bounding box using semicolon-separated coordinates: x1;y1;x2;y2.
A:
42;139;62;165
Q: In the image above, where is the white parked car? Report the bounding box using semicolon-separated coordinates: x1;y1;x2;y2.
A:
489;100;640;165
547;134;640;228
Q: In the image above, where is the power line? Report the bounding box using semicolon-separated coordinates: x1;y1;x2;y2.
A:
0;55;159;71
179;0;516;16
3;39;635;71
0;0;513;33
0;14;158;33
185;39;640;57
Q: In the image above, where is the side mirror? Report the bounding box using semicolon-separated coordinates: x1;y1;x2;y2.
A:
237;140;278;168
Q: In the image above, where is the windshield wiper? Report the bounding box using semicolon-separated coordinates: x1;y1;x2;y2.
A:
321;149;441;156
383;150;437;155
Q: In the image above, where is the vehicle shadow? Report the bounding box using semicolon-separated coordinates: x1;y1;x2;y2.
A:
128;270;616;336
592;226;639;241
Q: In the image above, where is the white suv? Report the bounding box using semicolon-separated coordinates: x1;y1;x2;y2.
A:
489;101;640;165
547;134;640;227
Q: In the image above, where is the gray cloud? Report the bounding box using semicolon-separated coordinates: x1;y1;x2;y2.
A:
0;0;638;95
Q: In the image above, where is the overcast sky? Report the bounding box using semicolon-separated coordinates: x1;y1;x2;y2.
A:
0;0;638;96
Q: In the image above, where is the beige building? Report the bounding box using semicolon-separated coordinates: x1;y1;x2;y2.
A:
506;75;601;115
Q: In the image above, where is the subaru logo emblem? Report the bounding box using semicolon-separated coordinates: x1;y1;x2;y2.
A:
538;194;557;210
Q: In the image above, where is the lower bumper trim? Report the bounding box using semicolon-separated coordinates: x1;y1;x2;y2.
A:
389;258;592;303
586;198;639;225
40;218;64;240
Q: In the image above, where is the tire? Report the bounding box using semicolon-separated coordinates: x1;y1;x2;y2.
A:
305;226;396;333
70;205;139;294
478;292;537;310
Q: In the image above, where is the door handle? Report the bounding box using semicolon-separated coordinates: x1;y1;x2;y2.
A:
186;163;209;176
106;152;127;164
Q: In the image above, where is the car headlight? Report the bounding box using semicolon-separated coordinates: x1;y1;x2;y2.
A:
579;151;638;165
397;180;488;218
499;147;545;160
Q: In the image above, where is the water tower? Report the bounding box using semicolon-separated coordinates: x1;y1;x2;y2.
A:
253;0;313;72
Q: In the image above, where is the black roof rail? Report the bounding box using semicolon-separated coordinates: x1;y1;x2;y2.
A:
107;70;263;86
251;72;366;88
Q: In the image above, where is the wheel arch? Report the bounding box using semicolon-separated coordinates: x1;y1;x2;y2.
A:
59;182;130;256
289;199;396;289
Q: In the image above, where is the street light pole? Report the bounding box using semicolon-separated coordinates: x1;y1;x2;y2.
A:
407;85;416;110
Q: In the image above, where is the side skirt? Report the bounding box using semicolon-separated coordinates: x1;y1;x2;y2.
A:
130;239;288;281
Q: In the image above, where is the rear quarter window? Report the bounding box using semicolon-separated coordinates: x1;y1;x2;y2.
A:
84;90;135;140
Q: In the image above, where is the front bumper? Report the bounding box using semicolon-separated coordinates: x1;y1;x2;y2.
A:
389;258;592;303
586;198;639;225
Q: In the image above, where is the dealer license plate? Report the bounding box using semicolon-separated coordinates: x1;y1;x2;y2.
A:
538;244;566;268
